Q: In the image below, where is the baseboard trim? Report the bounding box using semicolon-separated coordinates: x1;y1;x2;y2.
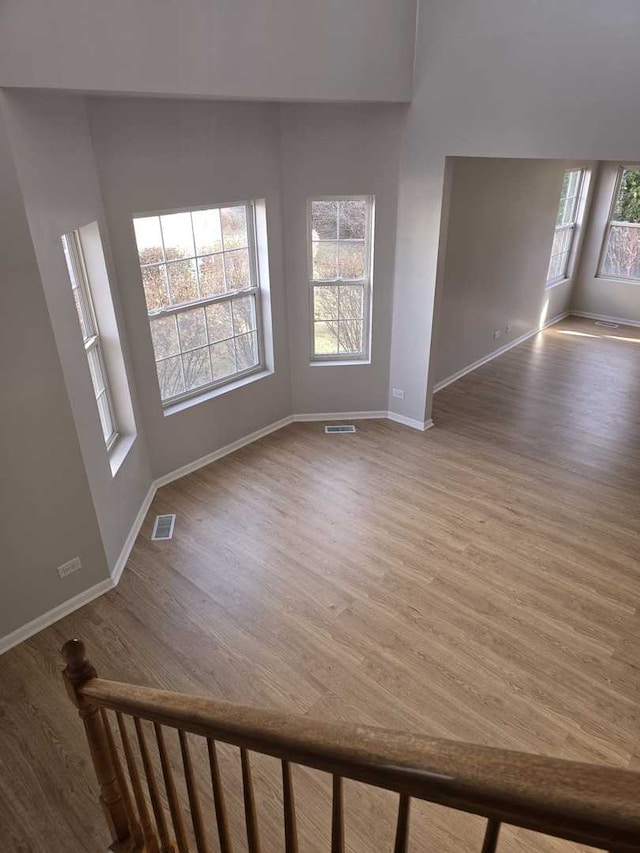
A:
387;411;432;431
111;483;157;585
293;410;388;423
569;310;640;329
433;312;570;393
0;577;115;656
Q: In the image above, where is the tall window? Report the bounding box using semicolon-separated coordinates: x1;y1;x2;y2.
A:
546;168;586;285
599;167;640;281
309;196;374;361
62;231;118;449
133;203;264;405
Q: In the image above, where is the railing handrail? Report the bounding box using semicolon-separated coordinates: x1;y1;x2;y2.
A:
78;676;640;851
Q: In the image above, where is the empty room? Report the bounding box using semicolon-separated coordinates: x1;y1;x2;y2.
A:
0;2;638;852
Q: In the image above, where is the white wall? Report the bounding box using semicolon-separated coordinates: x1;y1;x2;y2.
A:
0;0;416;103
433;158;592;386
2;91;154;574
88;97;293;478
279;103;405;414
572;162;640;323
0;99;110;637
389;0;640;425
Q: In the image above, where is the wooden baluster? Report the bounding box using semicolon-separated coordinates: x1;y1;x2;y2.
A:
281;760;299;853
393;794;411;853
207;739;233;853
117;711;160;853
331;775;344;853
61;639;130;847
134;717;175;852
240;748;262;853
101;709;143;848
155;723;189;853
481;819;501;853
179;729;211;852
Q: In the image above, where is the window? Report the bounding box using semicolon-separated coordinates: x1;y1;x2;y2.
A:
62;231;118;450
546;168;586;285
308;196;374;361
599;166;640;281
133;203;264;405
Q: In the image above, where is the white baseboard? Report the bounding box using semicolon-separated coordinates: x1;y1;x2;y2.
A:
293;410;388;423
111;483;157;584
387;411;433;431
0;577;115;656
433;312;570;393
569;310;640;329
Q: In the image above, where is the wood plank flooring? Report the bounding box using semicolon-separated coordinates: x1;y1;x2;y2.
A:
1;316;639;852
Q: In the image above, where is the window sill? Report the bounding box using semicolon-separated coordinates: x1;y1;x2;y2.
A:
109;433;137;478
545;277;570;290
595;273;640;286
309;358;371;368
163;367;273;417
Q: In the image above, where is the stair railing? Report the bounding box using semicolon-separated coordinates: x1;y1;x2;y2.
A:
62;639;640;852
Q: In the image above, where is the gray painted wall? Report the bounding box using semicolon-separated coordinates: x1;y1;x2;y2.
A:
279;103;405;414
0;0;416;103
572;162;640;323
433;158;591;386
0;99;110;637
2;91;154;573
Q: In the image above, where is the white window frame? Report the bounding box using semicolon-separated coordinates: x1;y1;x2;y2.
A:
307;195;374;363
546;168;587;287
62;231;119;451
597;165;640;284
134;201;265;407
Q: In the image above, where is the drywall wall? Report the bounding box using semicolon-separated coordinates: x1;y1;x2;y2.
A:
2;91;154;574
0;0;416;103
88;97;292;478
388;0;640;425
572;162;640;323
433;158;587;386
0;100;110;638
279;103;405;414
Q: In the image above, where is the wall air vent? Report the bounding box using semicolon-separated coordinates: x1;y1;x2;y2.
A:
595;321;619;328
151;514;176;541
324;425;356;434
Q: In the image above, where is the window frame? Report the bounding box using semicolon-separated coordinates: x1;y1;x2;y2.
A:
133;200;266;407
62;230;119;451
307;195;374;364
546;168;587;288
597;164;640;284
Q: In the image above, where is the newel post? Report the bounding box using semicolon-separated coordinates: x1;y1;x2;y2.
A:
62;639;130;846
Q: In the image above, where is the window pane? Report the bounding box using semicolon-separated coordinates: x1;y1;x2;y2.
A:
314;285;339;321
224;248;251;291
183;347;212;392
177;307;207;351
134;216;164;265
339;284;364;320
338;320;364;354
235;331;259;371
192;208;223;255
142;265;170;311
205;301;234;342
311;201;338;240
160;212;195;260
167;259;199;304
232;295;257;335
198;254;226;297
312;242;338;280
150;315;180;360
221;206;248;250
97;392;115;443
339;200;366;239
157;355;185;400
72;288;89;340
613;169;640;223
87;347;106;396
602;225;640;279
210;339;237;380
314;321;339;355
339;242;365;279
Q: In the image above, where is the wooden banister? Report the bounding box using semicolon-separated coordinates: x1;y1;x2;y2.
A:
63;641;640;852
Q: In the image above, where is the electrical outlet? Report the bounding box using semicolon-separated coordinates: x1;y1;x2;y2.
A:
58;556;82;579
493;330;501;340
505;323;511;334
392;388;405;399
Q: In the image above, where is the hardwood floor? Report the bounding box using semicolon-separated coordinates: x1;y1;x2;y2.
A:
1;316;639;852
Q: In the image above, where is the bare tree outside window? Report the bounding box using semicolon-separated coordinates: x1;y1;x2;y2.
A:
600;168;640;281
